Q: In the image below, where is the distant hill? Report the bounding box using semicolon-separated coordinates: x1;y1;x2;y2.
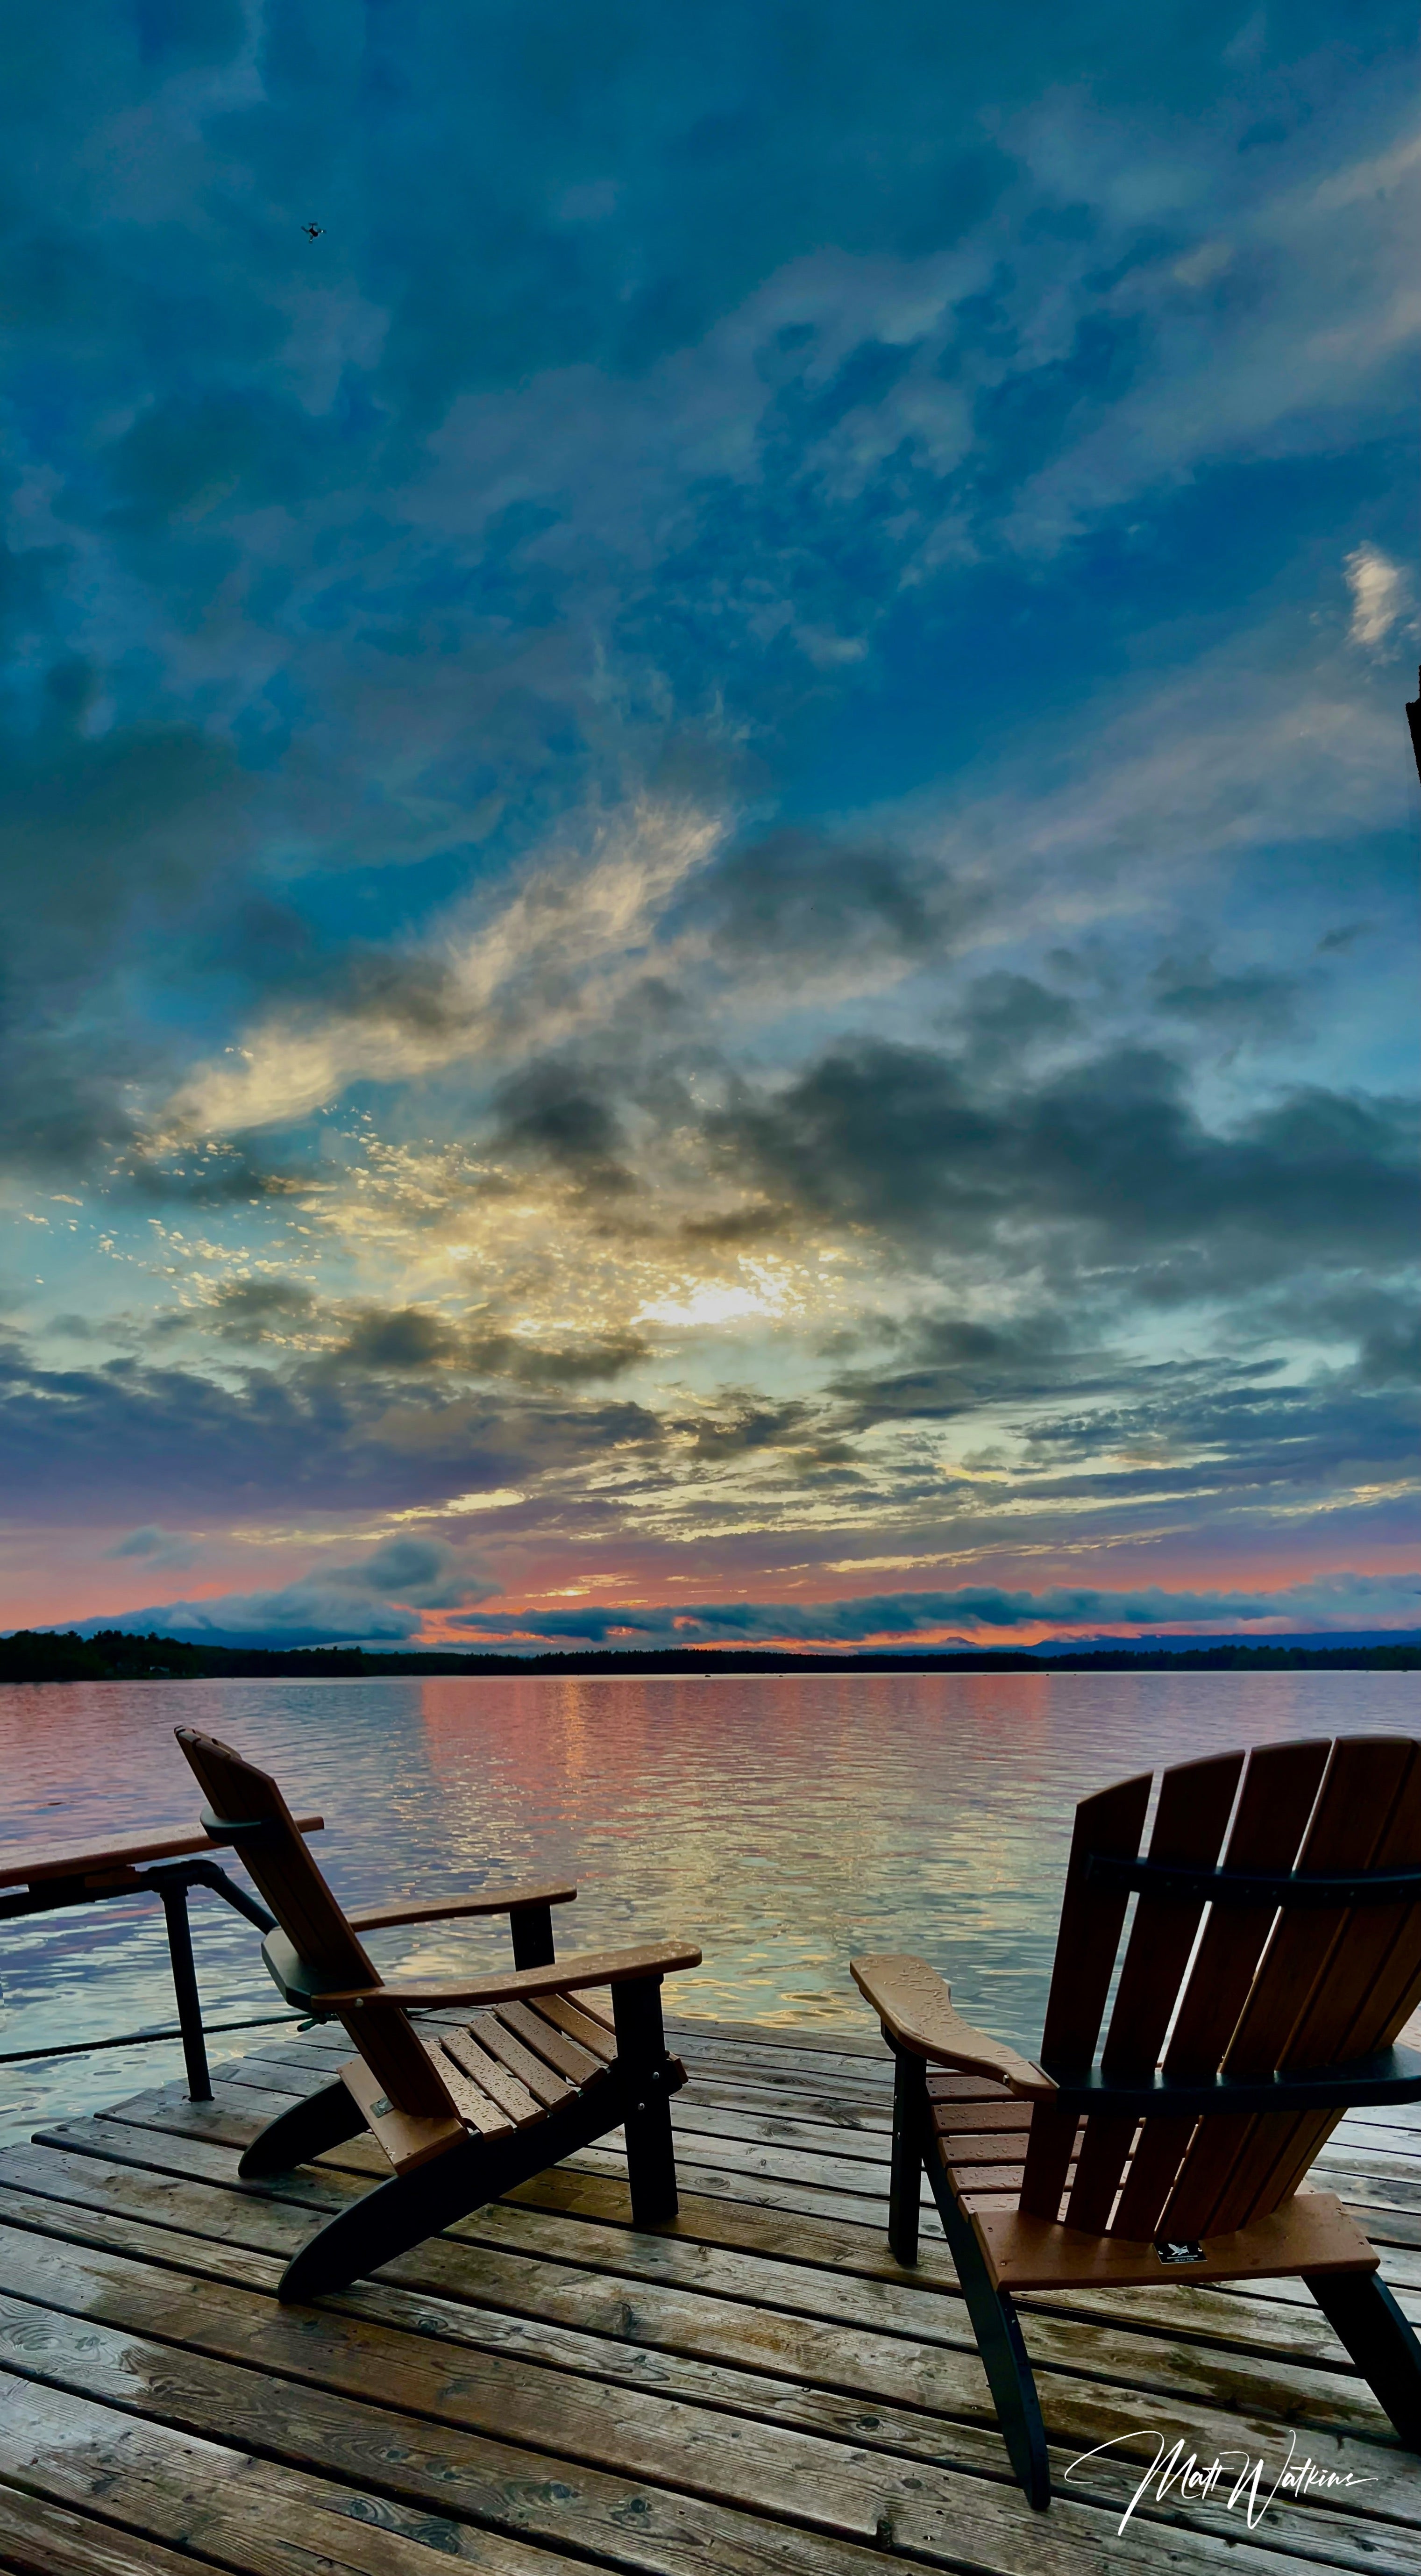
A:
2;1627;1417;1682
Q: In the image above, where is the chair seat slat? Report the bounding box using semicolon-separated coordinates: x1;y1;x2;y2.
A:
424;2037;515;2136
495;1998;603;2084
534;1993;618;2063
567;1984;616;2035
441;2028;543;2126
465;2009;576;2108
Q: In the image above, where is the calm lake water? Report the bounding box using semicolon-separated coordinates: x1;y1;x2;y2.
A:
0;1668;1414;2144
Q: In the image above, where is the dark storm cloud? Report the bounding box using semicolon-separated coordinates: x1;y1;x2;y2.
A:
490;1060;639;1195
332;1307;462;1370
827;1311;1071;1430
0;1345;662;1524
951;974;1081;1068
667;1397;813;1460
156;1277;652;1384
447;1570;1420;1648
203;1279;317;1341
703;826;967;970
326;1303;650;1384
0;678;252;1175
1314;1285;1421;1389
716;1038;1419;1286
1150;954;1300;1040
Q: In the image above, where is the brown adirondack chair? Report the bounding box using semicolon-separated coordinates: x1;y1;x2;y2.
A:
852;1734;1421;2507
176;1727;701;2302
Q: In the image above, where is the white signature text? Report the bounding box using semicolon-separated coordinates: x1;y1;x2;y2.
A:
1065;2428;1375;2534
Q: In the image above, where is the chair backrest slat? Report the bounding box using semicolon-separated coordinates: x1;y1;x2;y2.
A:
1062;1751;1242;2236
176;1727;461;2122
178;1727;376;1983
1187;1735;1413;2236
1017;1735;1421;2248
1111;1737;1329;2239
1018;1770;1150;2222
1161;1740;1331;2077
1200;1737;1421;2234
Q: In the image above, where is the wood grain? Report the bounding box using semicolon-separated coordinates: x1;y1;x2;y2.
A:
3;2005;1419;2576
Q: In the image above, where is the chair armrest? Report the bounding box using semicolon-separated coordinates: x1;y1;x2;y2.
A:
345;1878;577;1932
851;1953;1056;2101
326;1937;702;2012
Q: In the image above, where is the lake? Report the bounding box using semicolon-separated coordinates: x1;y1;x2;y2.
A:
1;1667;1414;2144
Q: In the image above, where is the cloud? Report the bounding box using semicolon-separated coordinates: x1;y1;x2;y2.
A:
325;1304;650;1384
1345;542;1409;649
58;1563;1420;1655
166;801;723;1136
201;1278;317;1341
490;1060;639;1196
715;1036;1419;1288
448;1570;1421;1648
0;1343;663;1523
1149;954;1298;1042
0;19;1415;1637
703;825;967;977
103;1524;202;1570
70;1533;498;1647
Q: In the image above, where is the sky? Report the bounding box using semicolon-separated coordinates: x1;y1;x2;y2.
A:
1;2;1417;1652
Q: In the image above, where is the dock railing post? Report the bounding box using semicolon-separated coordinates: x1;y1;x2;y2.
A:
157;1879;212;2100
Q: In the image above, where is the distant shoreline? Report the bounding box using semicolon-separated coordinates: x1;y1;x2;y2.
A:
2;1628;1417;1682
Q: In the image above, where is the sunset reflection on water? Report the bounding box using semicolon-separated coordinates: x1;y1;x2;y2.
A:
1;1667;1412;2142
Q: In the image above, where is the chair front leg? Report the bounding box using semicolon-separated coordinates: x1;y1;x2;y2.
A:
888;2045;927;2267
1307;2270;1421;2449
926;2152;1051;2509
613;1974;680;2226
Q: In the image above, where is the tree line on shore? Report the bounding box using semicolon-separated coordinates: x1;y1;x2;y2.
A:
1;1627;1416;1683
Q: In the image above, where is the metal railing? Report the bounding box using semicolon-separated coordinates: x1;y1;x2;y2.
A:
1;1854;292;2099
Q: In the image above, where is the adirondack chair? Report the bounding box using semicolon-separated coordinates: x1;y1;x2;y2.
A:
175;1726;701;2303
852;1734;1421;2508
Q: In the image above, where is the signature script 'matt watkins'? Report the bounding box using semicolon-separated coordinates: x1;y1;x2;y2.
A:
1066;2429;1376;2535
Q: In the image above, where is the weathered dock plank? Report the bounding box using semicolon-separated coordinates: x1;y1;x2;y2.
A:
0;2015;1414;2576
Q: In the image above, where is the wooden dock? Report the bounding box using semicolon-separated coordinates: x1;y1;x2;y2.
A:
0;2012;1416;2574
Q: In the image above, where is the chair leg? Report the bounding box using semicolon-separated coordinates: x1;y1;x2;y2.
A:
888;2049;925;2267
276;2077;639;2302
238;2078;367;2179
613;1976;679;2226
278;2134;490;2302
927;2155;1051;2510
1306;2269;1421;2449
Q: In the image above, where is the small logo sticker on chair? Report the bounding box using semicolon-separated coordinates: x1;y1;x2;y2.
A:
1154;2238;1205;2264
370;2096;391;2117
